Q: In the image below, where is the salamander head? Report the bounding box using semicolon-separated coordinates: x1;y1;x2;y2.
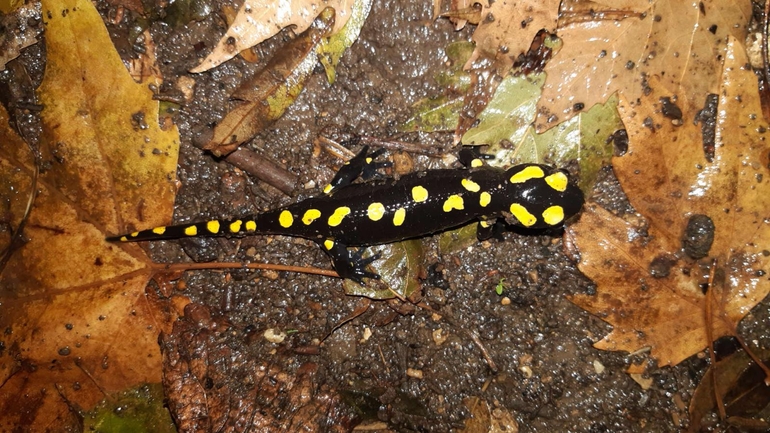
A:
502;164;584;229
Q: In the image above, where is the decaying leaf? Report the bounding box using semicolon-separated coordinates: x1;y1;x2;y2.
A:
440;0;483;30
191;0;353;73
0;3;41;71
402;41;473;133
568;38;770;372
0;0;184;428
447;1;558;142
83;384;176;433
161;303;360;431
535;0;751;131
205;8;335;156
688;349;770;432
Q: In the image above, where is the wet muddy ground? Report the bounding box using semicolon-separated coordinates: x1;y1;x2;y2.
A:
8;0;770;431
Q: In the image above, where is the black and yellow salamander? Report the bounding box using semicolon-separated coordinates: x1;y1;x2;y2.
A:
108;147;584;283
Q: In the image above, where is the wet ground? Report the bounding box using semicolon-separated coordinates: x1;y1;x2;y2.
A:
8;0;770;431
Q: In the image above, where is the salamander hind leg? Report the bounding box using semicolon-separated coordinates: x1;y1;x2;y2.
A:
320;239;381;284
476;218;506;241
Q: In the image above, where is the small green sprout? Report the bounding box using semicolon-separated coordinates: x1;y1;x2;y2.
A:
495;278;507;295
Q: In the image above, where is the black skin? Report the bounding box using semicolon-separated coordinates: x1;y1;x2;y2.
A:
108;147;585;283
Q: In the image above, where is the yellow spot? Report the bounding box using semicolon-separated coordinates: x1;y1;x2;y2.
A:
207;220;220;234
328;207;351;227
509;204;537;227
480;220;491;228
365;157;373;164
120;236;128;242
130;231;139;237
509;166;545;184
480;192;491;207
323;184;333;194
442;194;465;212
152;227;166;235
184;225;198;236
279;210;294;228
542;205;565;225
412;185;429;202
324;239;335;250
302;209;322;225
544;172;569;192
230;220;242;232
393;208;406;226
245;220;257;231
367;202;386;221
471;158;484;168
461;179;480;192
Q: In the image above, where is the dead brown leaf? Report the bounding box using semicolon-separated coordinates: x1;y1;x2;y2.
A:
0;0;184;428
191;0;353;73
465;0;559;75
460;397;519;433
567;38;770;372
535;0;751;131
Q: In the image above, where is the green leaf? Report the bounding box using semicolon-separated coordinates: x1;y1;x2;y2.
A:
343;240;424;300
463;74;618;189
438;223;478;255
318;0;374;84
402;95;464;133
461;74;544;148
83;384;176;433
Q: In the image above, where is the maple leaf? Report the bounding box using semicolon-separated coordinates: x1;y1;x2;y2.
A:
567;38;770;372
535;0;751;131
464;0;559;75
191;0;355;73
0;0;184;428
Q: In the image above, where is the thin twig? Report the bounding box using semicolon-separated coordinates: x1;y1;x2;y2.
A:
705;258;726;421
322;297;372;342
0;130;41;274
155;261;339;278
762;1;770;91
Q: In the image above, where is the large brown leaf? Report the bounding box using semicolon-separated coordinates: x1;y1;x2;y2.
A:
535;0;750;131
0;0;183;428
567;38;770;372
464;0;559;75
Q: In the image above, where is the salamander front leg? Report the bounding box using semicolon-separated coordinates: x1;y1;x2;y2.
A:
320;239;381;284
458;146;494;168
323;146;391;194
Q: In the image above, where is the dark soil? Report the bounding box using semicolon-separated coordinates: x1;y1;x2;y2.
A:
5;0;770;431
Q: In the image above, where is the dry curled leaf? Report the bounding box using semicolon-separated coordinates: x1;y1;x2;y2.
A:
0;0;184;428
205;8;335;156
567;38;770;372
